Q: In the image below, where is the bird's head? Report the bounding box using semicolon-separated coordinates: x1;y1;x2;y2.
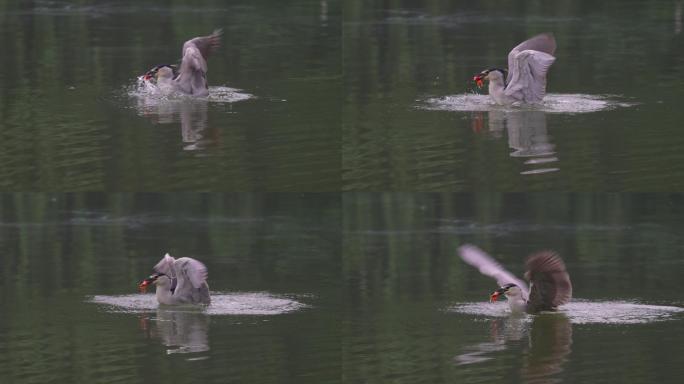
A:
142;64;178;82
473;68;507;88
138;273;163;293
489;283;520;302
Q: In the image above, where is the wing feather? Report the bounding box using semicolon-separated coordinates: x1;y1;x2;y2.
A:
525;251;572;312
176;29;221;96
173;257;209;290
505;33;556;104
458;245;529;299
153;253;176;276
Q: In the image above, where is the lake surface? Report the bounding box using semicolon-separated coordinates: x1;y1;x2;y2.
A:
343;193;684;383
344;0;684;190
2;0;684;383
1;193;684;383
0;0;341;191
0;194;341;383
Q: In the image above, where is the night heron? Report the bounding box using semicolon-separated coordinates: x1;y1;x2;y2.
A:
142;29;222;97
458;245;571;314
472;33;556;105
139;253;211;305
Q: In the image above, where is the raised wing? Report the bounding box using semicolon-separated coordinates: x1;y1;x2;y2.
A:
182;29;222;62
173;257;209;289
458;245;529;299
508;33;556;66
176;29;222;96
505;33;556;104
524;251;572;313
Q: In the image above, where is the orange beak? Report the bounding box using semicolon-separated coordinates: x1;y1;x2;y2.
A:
138;274;159;293
138;280;150;293
489;291;501;302
473;75;485;88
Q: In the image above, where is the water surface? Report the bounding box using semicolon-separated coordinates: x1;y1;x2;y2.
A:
0;194;340;383
344;0;684;190
343;193;684;383
0;0;341;191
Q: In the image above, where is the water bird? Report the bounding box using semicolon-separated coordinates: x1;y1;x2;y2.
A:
458;245;571;314
139;253;211;305
142;29;222;97
472;33;556;105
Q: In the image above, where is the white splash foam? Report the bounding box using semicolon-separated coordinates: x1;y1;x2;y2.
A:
422;93;635;114
128;78;254;104
448;299;684;324
89;292;308;315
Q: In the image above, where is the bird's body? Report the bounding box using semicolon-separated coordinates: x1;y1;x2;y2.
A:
139;253;211;305
473;33;557;105
142;30;222;97
458;245;572;314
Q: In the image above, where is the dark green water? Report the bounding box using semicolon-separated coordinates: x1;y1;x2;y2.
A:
0;194;341;383
0;0;340;191
2;1;684;383
2;194;684;383
343;193;684;383
344;0;684;190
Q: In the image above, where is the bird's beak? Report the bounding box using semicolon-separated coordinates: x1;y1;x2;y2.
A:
473;74;486;88
138;274;160;293
489;287;506;302
489;291;500;302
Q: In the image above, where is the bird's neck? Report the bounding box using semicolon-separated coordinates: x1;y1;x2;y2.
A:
155;285;175;305
488;78;507;105
507;297;527;314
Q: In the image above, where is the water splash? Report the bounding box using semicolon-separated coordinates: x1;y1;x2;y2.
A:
89;292;308;315
447;299;684;324
422;93;635;114
128;77;254;104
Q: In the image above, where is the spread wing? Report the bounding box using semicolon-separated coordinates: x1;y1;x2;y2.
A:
525;251;572;312
458;245;529;299
505;33;556;104
176;29;222;96
173;257;209;289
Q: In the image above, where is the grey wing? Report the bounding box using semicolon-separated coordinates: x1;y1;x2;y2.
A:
458;245;529;299
173;257;209;289
524;251;572;312
508;33;556;64
153;253;176;277
505;33;556;103
176;29;222;95
182;29;222;61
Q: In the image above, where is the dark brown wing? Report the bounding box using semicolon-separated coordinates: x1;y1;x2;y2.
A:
524;251;572;313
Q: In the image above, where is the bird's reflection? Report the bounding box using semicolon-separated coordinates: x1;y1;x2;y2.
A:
472;110;559;174
136;96;216;151
455;314;572;384
523;315;573;383
454;315;527;365
140;308;210;355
